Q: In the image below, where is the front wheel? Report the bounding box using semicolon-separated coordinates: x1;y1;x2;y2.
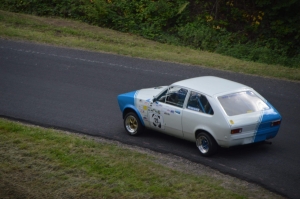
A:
196;132;218;156
124;112;143;136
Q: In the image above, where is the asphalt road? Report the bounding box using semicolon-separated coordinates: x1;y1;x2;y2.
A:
1;39;300;198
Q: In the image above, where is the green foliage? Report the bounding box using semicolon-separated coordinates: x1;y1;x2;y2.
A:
186;0;300;67
0;0;108;25
105;0;189;40
0;0;299;67
177;20;229;51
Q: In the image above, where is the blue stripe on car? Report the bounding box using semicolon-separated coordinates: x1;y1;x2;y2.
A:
117;90;145;126
254;102;282;143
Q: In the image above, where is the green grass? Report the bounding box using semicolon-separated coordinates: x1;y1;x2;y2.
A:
0;10;299;81
0;119;284;199
0;118;251;199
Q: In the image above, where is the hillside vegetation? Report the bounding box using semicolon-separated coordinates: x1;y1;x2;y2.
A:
1;0;299;68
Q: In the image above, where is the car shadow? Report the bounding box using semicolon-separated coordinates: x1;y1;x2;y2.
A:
215;141;273;159
135;128;274;160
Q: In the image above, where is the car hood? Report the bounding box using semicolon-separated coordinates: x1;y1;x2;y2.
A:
136;86;168;101
117;86;167;112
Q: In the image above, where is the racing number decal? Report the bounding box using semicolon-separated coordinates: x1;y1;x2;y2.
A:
152;114;162;128
150;109;164;129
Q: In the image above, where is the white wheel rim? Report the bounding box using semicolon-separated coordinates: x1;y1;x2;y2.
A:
196;135;209;154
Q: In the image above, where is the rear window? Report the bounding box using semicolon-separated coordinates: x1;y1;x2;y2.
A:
218;91;269;116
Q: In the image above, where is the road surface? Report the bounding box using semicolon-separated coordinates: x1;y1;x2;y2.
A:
1;39;300;198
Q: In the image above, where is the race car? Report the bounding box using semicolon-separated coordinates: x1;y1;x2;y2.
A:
117;76;282;156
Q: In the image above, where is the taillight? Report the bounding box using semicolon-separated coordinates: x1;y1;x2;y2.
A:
231;128;242;134
271;120;281;127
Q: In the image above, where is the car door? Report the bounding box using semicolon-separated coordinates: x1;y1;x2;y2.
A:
149;86;188;138
182;91;214;140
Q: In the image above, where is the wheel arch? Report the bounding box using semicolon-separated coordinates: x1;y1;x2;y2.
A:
195;129;218;146
122;106;145;126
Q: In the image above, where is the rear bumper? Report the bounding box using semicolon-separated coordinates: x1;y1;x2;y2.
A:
217;128;279;148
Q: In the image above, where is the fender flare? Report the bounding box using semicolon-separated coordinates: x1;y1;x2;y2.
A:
122;105;145;126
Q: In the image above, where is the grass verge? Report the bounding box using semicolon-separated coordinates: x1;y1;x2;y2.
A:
0;10;299;81
0;118;284;199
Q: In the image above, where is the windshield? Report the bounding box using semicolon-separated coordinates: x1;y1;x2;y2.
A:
218;91;269;116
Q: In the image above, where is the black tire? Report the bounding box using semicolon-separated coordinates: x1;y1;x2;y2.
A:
124;112;144;136
196;132;218;156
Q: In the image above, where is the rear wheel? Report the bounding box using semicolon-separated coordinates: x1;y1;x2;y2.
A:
124;112;143;136
196;132;218;156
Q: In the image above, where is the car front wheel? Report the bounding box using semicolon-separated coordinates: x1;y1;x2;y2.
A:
124;112;143;136
196;132;218;156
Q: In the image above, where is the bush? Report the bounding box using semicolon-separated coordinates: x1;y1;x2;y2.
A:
177;20;230;51
0;0;108;25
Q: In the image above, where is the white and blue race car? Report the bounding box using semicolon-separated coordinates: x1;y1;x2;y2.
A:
117;76;282;156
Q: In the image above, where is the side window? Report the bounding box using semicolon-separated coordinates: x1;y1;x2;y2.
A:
187;91;214;115
157;89;168;103
166;87;188;108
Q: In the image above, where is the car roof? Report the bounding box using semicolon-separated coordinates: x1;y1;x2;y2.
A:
171;76;251;96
